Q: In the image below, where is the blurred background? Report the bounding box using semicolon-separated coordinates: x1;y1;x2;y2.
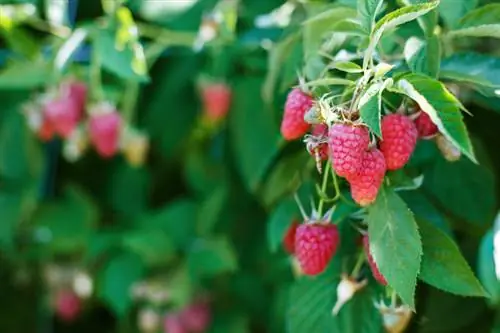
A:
1;0;500;333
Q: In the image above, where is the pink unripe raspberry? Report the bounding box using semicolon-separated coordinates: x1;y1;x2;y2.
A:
164;313;187;333
363;235;387;285
348;148;386;206
283;221;299;254
55;290;81;322
201;83;232;121
379;114;418;170
180;300;211;332
88;104;121;158
62;80;87;118
328;123;370;178
280;88;313;140
295;222;340;276
43;96;80;138
414;111;438;138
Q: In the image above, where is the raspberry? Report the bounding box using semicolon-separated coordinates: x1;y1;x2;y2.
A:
280;88;313;140
201;82;232;121
55;290;81;322
62;80;87;117
379;114;418;170
180;300;211;333
349;148;386;206
435;134;461;162
164;313;187;333
295;222;340;276
283;221;299;254
43;96;80;138
88;104;121;158
38;118;55;141
363;235;387;285
328;123;370;178
414;111;438;138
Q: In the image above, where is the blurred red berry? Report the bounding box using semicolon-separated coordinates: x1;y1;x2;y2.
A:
88;105;121;158
164;313;187;333
283;221;299;254
55;290;81;322
62;80;87;117
202;83;232;122
281;88;313;140
180;300;211;333
414;111;438;138
43;96;80;138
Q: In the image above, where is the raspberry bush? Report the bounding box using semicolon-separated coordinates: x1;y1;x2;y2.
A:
0;1;500;333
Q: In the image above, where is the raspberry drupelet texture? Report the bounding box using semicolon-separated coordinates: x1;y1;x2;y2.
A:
414;111;438;138
349;148;386;206
283;221;299;254
380;114;418;170
295;222;340;276
280;88;313;140
328;123;370;179
363;235;387;285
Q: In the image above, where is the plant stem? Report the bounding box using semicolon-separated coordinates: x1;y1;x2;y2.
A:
351;251;365;278
317;162;331;216
122;81;139;123
90;42;104;102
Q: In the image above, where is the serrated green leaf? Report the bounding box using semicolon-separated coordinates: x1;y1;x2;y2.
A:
438;0;478;28
359;78;393;137
301;77;355;88
363;1;439;69
187;236;237;278
418;219;486;297
367;185;422;309
394;73;476;162
440;53;500;96
404;35;441;77
357;0;384;33
230;78;281;192
400;0;439;36
267;199;300;253
478;230;500;305
423;157;495;225
449;4;500;38
98;253;145;317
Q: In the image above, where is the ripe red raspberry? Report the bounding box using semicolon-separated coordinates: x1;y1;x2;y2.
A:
43;96;80;138
363;235;387;285
38;117;55;141
349;148;386;206
329;123;370;178
201;82;232;121
164;313;187;333
280;88;313;140
283;221;299;254
88;104;121;158
180;300;211;332
414;111;438;138
379;114;418;170
295;222;340;276
55;290;81;322
62;80;87;117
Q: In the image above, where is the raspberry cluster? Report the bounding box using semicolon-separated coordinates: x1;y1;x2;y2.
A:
22;79;149;166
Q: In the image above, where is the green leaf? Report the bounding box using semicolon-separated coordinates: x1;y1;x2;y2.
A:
122;230;175;266
363;1;439;69
197;187;228;236
301;77;355;88
400;0;439;36
143;199;198;249
267;199;300;253
404;35;441;77
478;230;500;304
423;157;495;225
230;77;281;192
367;185;422;309
438;0;478;28
440;53;500;96
35;186;98;254
359;78;393;137
94;27;149;82
418;219;486;297
187;236;237;278
449;4;500;38
331;61;363;73
394;73;476;162
357;0;384;33
98;252;145;317
0;192;30;250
